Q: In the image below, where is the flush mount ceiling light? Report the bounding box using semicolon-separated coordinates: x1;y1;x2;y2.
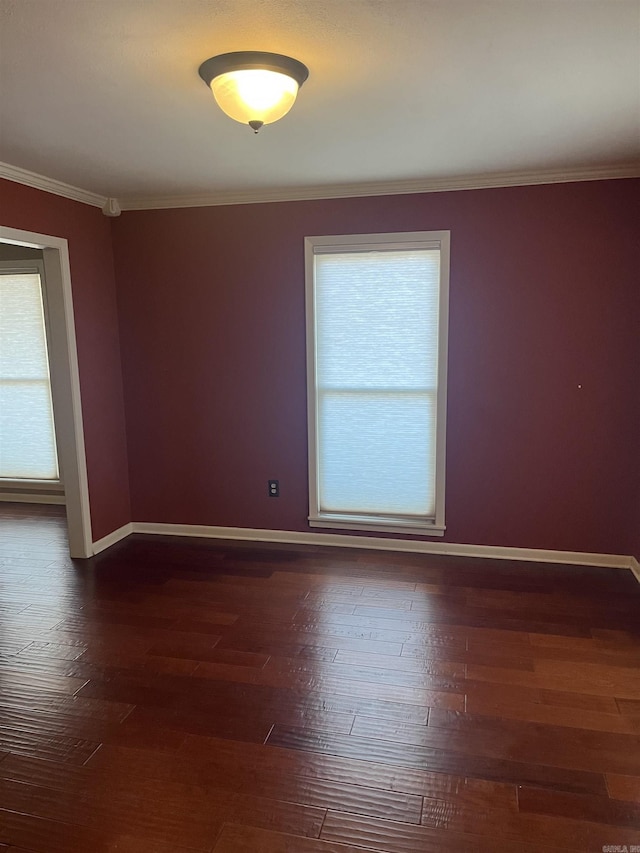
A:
198;51;309;133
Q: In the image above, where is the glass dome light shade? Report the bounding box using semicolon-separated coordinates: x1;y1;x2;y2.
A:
198;52;309;129
210;69;299;126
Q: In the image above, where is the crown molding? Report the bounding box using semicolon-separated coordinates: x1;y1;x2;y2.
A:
2;159;638;214
118;162;640;211
0;161;107;209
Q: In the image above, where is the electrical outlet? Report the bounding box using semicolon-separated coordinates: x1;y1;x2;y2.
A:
268;479;279;497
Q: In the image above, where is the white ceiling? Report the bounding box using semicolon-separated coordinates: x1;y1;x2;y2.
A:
0;0;638;205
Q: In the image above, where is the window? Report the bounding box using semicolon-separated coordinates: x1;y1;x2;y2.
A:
0;261;59;481
305;231;449;536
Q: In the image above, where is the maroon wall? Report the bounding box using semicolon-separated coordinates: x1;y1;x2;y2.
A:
0;179;131;541
111;178;639;556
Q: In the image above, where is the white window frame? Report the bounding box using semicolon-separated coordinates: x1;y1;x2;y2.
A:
0;259;61;486
305;230;450;537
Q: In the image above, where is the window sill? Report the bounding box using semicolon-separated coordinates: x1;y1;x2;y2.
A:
0;478;63;493
308;514;446;537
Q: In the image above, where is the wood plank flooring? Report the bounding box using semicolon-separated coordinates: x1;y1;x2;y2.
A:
0;503;639;851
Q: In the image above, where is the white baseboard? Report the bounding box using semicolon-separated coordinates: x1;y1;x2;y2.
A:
92;522;133;555
0;492;65;505
86;519;638;580
130;521;635;571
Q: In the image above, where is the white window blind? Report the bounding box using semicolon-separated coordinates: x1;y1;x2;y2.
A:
305;232;449;535
0;266;59;480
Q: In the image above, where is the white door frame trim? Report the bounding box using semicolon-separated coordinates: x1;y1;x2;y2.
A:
0;225;92;557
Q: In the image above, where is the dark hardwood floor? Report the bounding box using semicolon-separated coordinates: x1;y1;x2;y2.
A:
0;503;639;852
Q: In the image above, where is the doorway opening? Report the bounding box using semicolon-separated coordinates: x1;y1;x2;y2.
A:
0;250;63;498
0;226;92;558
